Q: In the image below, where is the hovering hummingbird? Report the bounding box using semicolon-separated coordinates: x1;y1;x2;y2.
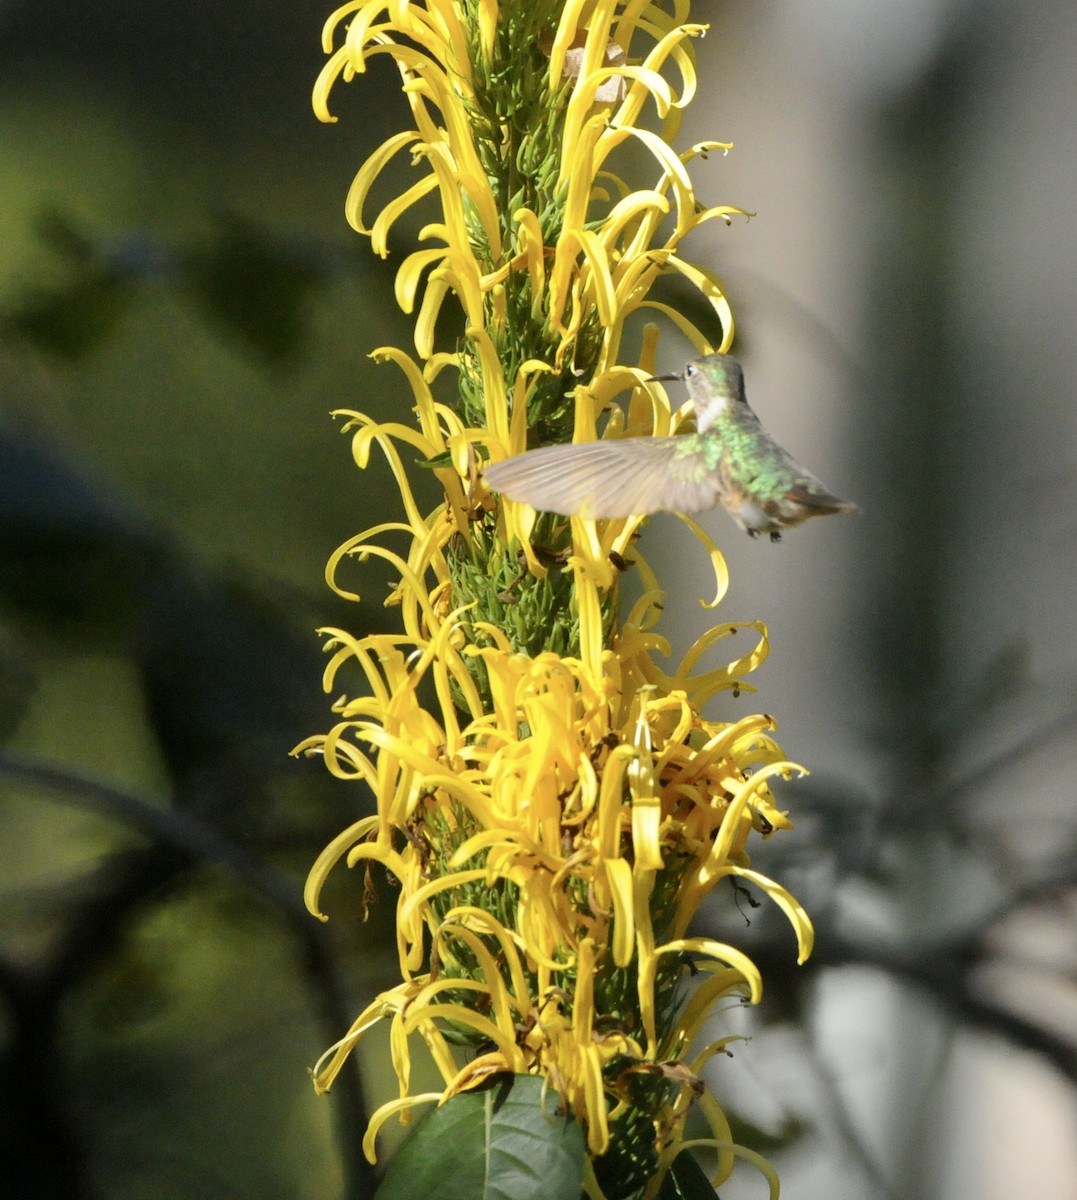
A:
482;353;857;541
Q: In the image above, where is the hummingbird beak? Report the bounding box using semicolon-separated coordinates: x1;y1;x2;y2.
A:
646;371;683;383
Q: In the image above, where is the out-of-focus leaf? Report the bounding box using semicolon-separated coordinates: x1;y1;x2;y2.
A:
0;623;36;740
138;566;333;782
727;1112;805;1154
35;207;98;262
0;425;158;631
9;270;132;360
185;214;327;364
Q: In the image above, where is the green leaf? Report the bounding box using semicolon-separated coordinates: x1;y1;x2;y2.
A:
375;1074;585;1200
10;271;131;360
658;1151;719;1200
417;449;454;469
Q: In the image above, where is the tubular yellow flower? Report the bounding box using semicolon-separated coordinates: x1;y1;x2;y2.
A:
318;0;745;373
303;3;816;1195
300;584;810;1154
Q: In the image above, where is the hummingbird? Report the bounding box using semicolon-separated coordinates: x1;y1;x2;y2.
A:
482;353;857;540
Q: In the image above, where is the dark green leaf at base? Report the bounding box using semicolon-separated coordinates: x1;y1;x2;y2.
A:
375;1074;585;1200
659;1150;720;1200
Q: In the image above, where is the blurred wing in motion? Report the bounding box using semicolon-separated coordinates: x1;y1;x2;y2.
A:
483;436;723;519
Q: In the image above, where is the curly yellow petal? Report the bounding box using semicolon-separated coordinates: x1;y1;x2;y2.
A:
656;936;761;1004
362;1093;443;1164
720;865;815;964
304;814;380;921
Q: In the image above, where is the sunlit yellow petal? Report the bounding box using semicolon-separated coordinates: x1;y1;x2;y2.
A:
304;813;380;920
604;856;636;967
341;129;421;236
650;253;736;352
362;1094;443;1164
546;0;591;96
656;936;761;1004
719;865;815;964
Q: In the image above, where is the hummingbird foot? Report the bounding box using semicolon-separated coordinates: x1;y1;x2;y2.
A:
769;532;782;543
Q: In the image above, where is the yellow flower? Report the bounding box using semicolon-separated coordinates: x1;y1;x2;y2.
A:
316;0;748;367
298;370;813;1160
304;3;814;1195
299;602;812;1160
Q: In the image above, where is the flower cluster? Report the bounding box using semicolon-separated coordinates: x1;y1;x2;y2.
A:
299;3;813;1197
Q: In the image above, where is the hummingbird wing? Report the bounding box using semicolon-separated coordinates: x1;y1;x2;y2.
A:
483;436;724;519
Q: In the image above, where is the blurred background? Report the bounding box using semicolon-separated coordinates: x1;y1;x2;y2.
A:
0;1;1073;1197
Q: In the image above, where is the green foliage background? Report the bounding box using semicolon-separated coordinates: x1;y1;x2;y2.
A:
0;4;427;1197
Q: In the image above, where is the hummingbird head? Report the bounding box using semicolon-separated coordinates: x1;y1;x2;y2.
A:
649;353;746;433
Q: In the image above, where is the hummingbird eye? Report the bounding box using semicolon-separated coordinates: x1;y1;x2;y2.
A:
685;363;698;378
